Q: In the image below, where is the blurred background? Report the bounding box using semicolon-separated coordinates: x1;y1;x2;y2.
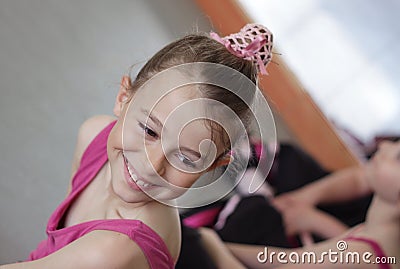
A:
239;0;400;143
1;0;399;264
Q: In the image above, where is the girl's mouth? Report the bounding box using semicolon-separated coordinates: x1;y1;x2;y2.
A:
122;153;156;190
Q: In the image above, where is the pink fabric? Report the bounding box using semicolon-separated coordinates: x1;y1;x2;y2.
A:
210;23;273;75
253;142;263;160
214;194;241;230
345;236;391;269
28;121;174;269
183;207;222;228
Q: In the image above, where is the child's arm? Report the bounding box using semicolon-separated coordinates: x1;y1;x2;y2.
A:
227;231;378;269
272;167;367;242
199;228;246;269
0;230;149;269
281;202;348;240
273;166;371;209
67;115;116;194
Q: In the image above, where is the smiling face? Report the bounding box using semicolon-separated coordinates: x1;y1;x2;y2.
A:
107;76;229;204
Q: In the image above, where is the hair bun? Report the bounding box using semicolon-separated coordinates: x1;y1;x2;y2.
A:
210;23;273;75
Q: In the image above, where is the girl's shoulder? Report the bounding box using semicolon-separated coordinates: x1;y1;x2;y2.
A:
135;202;181;262
24;229;152;269
70;115;116;180
77;115;117;151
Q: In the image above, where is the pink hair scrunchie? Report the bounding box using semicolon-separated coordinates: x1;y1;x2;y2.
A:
210;23;273;75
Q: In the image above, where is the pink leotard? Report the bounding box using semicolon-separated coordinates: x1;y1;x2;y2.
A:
28;121;175;269
345;236;391;269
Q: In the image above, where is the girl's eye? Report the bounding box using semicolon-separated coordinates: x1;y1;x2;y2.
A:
138;122;158;138
177;153;196;168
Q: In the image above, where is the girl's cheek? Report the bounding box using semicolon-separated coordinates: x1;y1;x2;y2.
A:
186;175;201;188
365;163;377;188
122;129;143;150
374;165;400;203
172;174;198;189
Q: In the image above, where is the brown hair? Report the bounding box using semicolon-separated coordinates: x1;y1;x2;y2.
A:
128;34;258;153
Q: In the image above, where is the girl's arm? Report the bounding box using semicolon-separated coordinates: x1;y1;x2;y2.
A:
199;228;246;269
227;232;378;269
273;166;371;209
0;230;149;269
281;202;348;240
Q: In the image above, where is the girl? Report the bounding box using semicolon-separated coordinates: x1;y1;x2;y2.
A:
200;140;400;268
0;24;274;269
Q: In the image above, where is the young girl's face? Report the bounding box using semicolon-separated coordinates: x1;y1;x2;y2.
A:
367;140;400;204
107;77;228;204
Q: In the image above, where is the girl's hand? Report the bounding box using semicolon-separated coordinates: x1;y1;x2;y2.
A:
280;202;321;237
272;189;316;213
273;193;319;240
279;202;348;241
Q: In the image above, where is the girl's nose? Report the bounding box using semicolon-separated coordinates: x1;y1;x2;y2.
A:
144;145;166;176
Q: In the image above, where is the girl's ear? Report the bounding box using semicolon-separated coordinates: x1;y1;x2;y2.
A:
206;154;233;172
113;76;132;117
